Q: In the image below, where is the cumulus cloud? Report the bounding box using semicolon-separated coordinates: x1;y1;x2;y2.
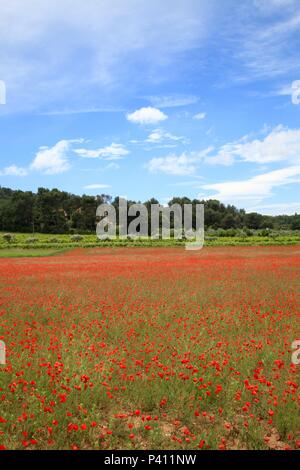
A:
0;165;28;176
126;107;167;125
206;126;300;166
30;139;83;174
74;143;129;160
146;148;212;175
1;139;126;178
202;165;300;205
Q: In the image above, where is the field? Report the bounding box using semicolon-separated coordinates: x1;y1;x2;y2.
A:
1;231;300;251
0;246;299;450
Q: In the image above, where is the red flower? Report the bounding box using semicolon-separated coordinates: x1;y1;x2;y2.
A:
198;440;205;449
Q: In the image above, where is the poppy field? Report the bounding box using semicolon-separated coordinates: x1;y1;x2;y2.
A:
0;246;299;450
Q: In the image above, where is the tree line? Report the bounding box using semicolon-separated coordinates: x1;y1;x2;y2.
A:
0;186;299;234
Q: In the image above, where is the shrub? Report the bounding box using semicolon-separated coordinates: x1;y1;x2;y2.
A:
49;237;60;243
259;229;270;237
26;237;38;244
70;234;83;242
2;233;14;243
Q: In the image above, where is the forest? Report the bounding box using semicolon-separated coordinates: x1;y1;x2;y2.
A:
0;186;300;234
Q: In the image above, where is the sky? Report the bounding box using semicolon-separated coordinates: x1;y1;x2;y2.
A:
0;0;300;215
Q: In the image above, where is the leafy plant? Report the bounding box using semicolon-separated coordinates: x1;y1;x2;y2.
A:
70;234;83;242
2;233;14;243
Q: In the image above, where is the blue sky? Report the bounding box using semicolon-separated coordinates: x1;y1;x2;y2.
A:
0;0;300;214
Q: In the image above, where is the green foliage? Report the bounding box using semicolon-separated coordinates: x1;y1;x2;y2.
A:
1;186;300;235
70;234;83;242
2;233;14;243
26;237;38;244
0;230;300;252
48;237;60;243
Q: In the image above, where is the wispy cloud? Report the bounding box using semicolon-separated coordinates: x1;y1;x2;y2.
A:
254;0;297;13
0;165;28;176
234;3;300;81
84;183;111;190
74;143;129;160
41;107;124;116
146;128;187;144
246;201;300;215
0;1;215;113
168;178;204;187
202;165;300;205
147;153;196;175
147;94;198;108
146;148;213;175
130;128;188;148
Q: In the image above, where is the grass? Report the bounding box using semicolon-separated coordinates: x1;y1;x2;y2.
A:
0;248;68;258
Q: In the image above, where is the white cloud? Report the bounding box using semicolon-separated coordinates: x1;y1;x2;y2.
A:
147;154;196;175
106;162;120;170
2;138;124;178
193;112;206;120
168;179;203;187
41;106;125;115
30;139;82;175
126;107;167;125
202;165;300;206
0;1;215;113
231;2;300;82
0;165;28;176
147;94;198;108
84;183;111;189
146;148;212;175
246;202;300;215
130;128;187;147
74;143;129;160
146;128;186;144
206;126;300;166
